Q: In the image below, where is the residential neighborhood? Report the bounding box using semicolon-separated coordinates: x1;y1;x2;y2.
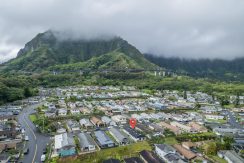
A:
0;85;243;163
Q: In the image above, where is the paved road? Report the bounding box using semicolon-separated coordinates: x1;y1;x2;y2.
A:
227;110;242;129
18;104;51;163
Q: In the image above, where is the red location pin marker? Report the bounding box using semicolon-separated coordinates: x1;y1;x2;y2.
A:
129;118;137;129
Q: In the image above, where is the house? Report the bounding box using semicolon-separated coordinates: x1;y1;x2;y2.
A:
101;116;116;126
213;127;241;136
66;120;80;132
173;144;196;161
58;108;67;116
77;132;96;152
181;142;196;150
164;153;186;163
124;157;144;163
188;122;208;133
108;127;129;145
0;123;19;141
70;108;80;115
54;133;76;157
170;122;195;133
123;126;146;142
0;139;21;152
90;117;104;127
205;114;224;120
218;150;244;163
139;150;164;163
154;144;176;160
79;118;93;129
148;123;164;136
103;158;120;163
0;153;10;163
157;122;181;135
111;115;127;125
94;130;115;148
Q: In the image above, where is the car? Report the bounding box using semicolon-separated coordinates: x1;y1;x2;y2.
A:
25;136;29;141
23;148;29;155
41;154;46;162
43;148;47;154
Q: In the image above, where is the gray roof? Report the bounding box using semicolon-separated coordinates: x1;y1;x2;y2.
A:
77;132;96;148
62;133;75;148
224;150;244;163
94;130;114;145
109;127;128;143
101;116;111;124
155;144;176;153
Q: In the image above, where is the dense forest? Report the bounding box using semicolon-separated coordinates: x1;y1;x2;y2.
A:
1;71;243;105
145;54;244;81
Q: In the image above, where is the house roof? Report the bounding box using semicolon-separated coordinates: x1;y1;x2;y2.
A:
54;133;75;149
123;126;145;139
94;130;114;146
103;158;120;163
109;127;127;142
80;118;93;126
124;157;144;163
90;116;103;125
173;144;196;160
155;144;175;153
139;150;164;163
164;153;182;163
77;132;96;148
181;142;196;148
221;150;244;163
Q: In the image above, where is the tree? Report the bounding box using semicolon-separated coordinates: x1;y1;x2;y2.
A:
183;90;187;99
203;142;217;155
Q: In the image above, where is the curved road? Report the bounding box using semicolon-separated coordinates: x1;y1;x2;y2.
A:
18;104;51;163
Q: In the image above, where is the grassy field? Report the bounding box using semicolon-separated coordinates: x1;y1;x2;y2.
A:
58;141;152;163
206;119;227;124
29;114;37;122
164;137;178;145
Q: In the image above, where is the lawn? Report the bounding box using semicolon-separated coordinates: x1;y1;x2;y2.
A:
209;155;227;163
164;137;178;145
206;119;227;123
29;114;37;122
58;141;152;163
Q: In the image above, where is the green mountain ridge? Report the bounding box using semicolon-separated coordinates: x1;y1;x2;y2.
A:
2;30;157;72
49;51;146;71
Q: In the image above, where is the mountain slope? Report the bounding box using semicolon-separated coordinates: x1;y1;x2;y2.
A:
145;54;244;81
2;30;157;72
49;51;146;71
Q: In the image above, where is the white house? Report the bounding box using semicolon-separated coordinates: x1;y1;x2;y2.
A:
205;114;224;120
58;108;67;116
70;108;80;115
111;115;127;125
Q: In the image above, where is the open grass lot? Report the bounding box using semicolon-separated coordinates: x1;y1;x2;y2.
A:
58;141;152;163
29;114;37;122
206;119;227;124
208;155;227;163
164;137;178;145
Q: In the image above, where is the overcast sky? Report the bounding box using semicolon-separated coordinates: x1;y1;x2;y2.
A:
1;0;244;62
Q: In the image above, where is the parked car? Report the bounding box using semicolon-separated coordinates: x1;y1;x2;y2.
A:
43;148;47;154
25;136;29;141
41;154;46;162
23;148;29;155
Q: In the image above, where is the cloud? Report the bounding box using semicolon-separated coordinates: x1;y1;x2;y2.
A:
0;0;244;61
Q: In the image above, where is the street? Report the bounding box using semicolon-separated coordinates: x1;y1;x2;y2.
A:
227;110;243;129
17;104;51;163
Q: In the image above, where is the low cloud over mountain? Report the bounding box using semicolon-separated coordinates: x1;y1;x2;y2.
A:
1;0;244;61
